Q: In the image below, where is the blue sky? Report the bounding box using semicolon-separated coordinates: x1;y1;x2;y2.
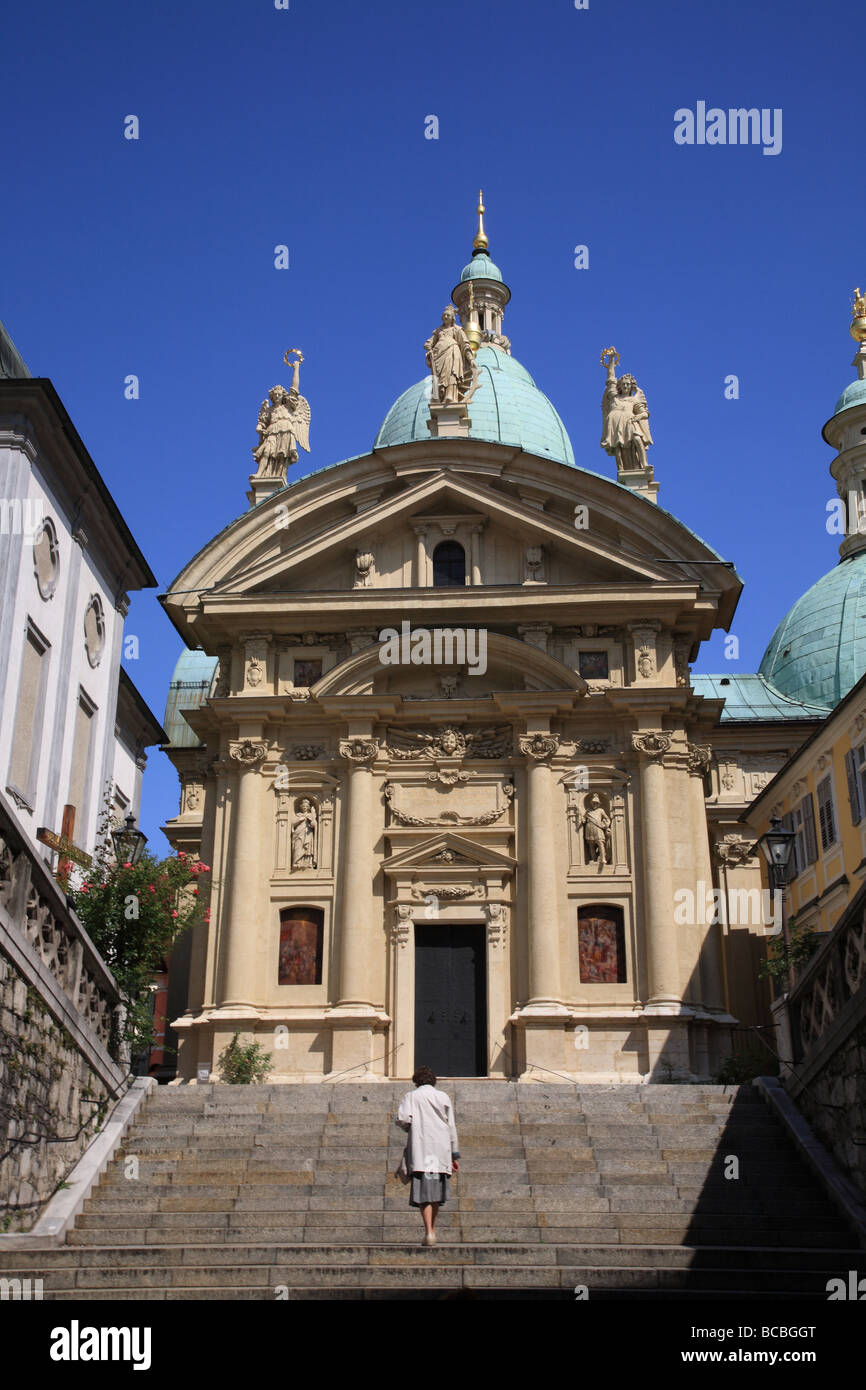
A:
2;0;862;850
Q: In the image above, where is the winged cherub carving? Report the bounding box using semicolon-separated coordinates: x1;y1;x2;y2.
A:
252;349;311;481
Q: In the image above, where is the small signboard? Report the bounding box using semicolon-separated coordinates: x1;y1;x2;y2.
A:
197;1064;211;1084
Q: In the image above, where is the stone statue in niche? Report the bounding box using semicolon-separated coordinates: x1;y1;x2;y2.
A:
290;798;318;870
581;792;612;868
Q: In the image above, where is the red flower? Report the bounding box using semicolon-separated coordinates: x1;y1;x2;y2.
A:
178;852;186;860
123;862;132;869
80;885;89;893
171;910;179;918
148;885;155;893
192;887;199;895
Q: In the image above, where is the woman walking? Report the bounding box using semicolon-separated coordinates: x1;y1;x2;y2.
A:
396;1067;460;1247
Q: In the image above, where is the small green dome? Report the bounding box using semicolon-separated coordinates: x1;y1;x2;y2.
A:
833;378;866;416
459;253;503;284
374;345;575;465
759;551;866;709
164;649;218;747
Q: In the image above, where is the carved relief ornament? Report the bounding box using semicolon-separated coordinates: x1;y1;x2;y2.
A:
519;734;561;762
631;731;671;762
339;738;379;765
686;743;712;776
228;739;268;766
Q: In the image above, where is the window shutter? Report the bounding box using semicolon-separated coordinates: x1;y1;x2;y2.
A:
780;811;799;877
845;750;862;825
801;794;818;864
816;775;836;851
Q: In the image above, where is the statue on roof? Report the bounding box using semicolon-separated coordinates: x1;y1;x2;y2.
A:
425;307;476;405
252;349;311;481
600;347;653;475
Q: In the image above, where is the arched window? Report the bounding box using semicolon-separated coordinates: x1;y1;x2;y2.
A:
577;904;626;984
278;906;324;985
433;540;466;587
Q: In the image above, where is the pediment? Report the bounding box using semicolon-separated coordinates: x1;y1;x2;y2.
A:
382;832;516;875
162;442;742;642
313;631;587;698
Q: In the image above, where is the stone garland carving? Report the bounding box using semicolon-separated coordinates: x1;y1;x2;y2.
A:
229;739;269;766
686;744;713;776
339;738;379;765
631;732;671;762
390;904;414;949
629;622;660;681
383;781;513;828
672;634;691;687
519;734;561;761
575;738;611;755
410;882;484;901
485;903;508;949
291;744;326;761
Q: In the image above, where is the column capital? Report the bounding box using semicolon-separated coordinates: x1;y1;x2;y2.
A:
228;738;268;768
686;742;712;776
339;737;380;765
519;733;561;762
631;731;671;763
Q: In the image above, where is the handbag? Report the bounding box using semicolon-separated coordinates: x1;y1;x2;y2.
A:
394;1144;411;1185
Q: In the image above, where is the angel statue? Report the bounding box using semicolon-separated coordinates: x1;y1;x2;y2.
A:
425;306;476;405
252;349;311;481
600;347;653;474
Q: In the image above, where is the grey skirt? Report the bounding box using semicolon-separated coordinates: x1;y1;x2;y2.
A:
409;1171;450;1207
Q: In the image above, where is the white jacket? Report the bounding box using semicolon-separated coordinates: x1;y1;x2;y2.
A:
396;1085;460;1175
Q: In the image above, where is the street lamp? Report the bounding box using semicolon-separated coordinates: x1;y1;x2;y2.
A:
757;815;796;991
111;812;148;866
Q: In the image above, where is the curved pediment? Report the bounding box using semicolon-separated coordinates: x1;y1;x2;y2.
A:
311;630;589;698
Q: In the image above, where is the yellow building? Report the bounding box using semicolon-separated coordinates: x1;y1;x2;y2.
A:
745;668;866;945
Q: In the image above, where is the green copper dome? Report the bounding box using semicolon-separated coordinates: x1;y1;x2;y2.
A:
164;649;218;747
758;551;866;710
832;378;866;416
459;252;503;283
374;345;575;465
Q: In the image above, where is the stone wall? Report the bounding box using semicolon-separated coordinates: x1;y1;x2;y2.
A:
0;954;113;1229
784;881;866;1198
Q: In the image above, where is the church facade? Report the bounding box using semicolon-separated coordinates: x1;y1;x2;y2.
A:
160;205;834;1084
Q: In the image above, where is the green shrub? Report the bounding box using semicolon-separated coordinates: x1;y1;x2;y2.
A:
217;1032;272;1084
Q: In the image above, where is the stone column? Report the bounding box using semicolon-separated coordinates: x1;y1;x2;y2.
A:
687;743;726;1013
470;525;483;586
412;525;428;587
519;735;564;1005
631;732;681;1008
335;738;379;1006
220;739;268;1008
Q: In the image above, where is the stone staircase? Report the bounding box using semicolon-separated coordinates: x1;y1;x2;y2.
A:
3;1081;863;1299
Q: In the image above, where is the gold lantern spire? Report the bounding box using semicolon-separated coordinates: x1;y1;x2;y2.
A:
473;190;489;253
850;287;866;344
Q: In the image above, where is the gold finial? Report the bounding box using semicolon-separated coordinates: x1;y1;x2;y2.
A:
464;281;482;354
851;288;866;344
473;189;489;253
